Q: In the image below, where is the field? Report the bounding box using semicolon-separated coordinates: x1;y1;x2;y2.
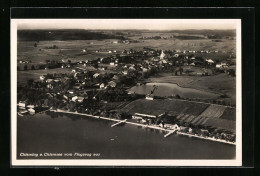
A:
148;73;236;104
121;98;235;132
17;68;72;85
17;30;235;64
122;99;210;116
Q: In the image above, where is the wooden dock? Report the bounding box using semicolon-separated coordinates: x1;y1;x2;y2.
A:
111;119;127;127
164;130;177;138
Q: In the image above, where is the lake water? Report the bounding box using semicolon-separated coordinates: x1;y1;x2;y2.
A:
129;83;219;99
17;112;235;159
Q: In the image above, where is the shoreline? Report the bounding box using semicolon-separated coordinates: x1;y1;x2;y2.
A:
49;109;236;145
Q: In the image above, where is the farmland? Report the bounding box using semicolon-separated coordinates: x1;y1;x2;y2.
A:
121;98;236;132
17;68;72;85
148;73;236;104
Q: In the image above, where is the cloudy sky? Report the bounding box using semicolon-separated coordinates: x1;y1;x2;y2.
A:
15;19;239;30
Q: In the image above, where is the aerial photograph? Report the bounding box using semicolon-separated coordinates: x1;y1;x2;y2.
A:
14;19;238;162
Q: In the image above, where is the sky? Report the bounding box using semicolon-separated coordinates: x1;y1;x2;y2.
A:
15;19;239;30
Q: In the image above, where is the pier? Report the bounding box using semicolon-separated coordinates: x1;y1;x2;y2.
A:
164;130;177;138
111;119;127;127
50;110;236;145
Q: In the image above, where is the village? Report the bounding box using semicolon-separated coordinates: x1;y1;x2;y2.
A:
17;44;236;145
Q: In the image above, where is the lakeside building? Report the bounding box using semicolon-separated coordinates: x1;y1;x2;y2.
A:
216;62;228;68
132;112;165;120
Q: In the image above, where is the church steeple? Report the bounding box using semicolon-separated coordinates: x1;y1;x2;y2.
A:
160;50;165;60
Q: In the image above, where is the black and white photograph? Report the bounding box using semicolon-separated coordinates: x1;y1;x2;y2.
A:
11;19;242;166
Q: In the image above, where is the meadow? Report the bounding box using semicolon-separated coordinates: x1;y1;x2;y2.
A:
148;73;236;104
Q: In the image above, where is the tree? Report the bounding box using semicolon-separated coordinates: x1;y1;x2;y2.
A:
34;43;37;47
27;79;34;88
175;94;181;99
31;65;35;70
93;63;99;69
17;66;20;71
24;65;28;71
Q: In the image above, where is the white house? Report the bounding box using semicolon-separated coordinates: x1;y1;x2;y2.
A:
18;101;26;107
110;62;115;66
77;97;84;103
27;105;35;109
40;75;45;80
72;96;78;102
206;59;214;64
47;84;53;89
68;90;74;94
93;73;100;78
122;70;128;75
46;79;53;83
216;62;228;68
100;83;106;89
108;81;117;88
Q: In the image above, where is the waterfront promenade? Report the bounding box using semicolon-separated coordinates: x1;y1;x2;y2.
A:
49;109;236;145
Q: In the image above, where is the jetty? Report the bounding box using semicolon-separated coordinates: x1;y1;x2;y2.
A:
164;130;177;138
111;119;127;127
49;109;236;145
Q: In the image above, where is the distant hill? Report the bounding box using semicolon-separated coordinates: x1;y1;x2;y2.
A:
168;29;236;37
18;29;127;41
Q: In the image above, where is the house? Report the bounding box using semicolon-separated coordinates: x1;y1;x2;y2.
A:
72;96;78;102
47;84;53;89
54;79;60;83
40;75;45;80
206;59;214;64
18;101;26;108
46;79;53;83
172;124;180;131
93;73;100;78
142;68;148;72
68;90;74;94
216;62;228;68
27;105;34;109
162;59;168;64
108;81;117;88
28;108;35;113
132;112;164;120
110;62;115;66
100;83;106;89
146;94;154;100
112;75;119;80
122;70;128;75
77;96;85;103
